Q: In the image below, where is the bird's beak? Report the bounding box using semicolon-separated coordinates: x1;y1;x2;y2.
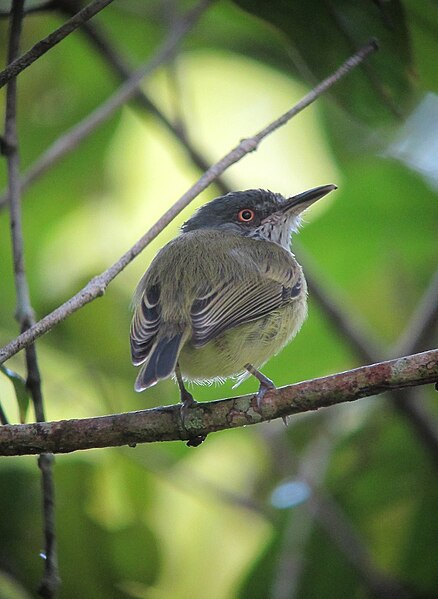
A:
279;184;337;217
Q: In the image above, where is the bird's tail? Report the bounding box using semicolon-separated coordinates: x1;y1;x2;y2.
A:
134;331;185;392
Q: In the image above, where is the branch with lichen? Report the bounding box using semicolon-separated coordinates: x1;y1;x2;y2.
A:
0;349;436;456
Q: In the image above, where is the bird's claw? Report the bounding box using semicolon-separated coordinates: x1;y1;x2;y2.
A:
179;391;206;447
244;363;276;410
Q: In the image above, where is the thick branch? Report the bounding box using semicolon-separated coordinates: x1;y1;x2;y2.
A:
0;39;378;365
0;0;114;89
0;349;436;456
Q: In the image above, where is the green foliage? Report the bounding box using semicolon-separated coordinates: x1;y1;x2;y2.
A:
0;365;29;422
233;0;414;124
0;1;437;598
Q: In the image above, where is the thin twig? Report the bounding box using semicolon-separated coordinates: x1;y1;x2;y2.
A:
0;348;436;456
0;40;378;364
0;0;215;210
3;3;59;597
58;4;232;196
4;1;32;324
0;0;115;89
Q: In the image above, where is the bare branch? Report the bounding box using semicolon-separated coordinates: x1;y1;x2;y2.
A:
3;3;59;596
4;0;31;323
0;348;436;456
0;0;215;210
59;6;232;195
0;40;378;365
0;0;115;89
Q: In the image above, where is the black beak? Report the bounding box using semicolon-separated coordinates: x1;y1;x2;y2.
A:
280;184;337;216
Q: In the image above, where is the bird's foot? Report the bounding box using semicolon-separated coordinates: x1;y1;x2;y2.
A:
179;389;206;447
245;363;276;409
179;388;197;421
244;363;288;426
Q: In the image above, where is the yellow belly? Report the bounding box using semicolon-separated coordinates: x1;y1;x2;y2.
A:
178;296;307;383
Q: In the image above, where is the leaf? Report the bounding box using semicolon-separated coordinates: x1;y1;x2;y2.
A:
232;0;416;125
0;365;30;423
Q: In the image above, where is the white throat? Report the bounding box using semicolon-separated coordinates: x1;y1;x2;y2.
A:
249;214;301;249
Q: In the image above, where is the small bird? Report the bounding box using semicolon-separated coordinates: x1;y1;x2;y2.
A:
130;184;336;413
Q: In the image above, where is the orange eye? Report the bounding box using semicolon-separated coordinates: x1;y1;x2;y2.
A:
238;208;255;222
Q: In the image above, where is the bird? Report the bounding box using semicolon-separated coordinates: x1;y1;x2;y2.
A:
130;184;336;416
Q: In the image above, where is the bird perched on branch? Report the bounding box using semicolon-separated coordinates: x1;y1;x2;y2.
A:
130;184;336;416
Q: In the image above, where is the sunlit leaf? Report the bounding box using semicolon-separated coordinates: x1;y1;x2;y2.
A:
232;0;416;125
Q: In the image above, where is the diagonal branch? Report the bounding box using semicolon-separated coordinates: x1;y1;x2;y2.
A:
0;0;115;89
0;348;436;456
0;39;378;365
59;3;232;195
0;0;215;210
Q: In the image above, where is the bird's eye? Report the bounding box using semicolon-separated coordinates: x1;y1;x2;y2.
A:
237;209;255;222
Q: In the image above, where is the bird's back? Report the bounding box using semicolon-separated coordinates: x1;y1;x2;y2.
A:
131;229;306;389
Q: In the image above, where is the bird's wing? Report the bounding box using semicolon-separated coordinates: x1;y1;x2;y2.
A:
190;258;303;348
130;283;161;365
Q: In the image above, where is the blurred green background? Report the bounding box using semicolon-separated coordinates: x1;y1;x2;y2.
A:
0;1;438;597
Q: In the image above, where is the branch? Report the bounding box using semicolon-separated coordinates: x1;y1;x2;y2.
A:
0;349;436;456
0;0;214;210
59;3;232;196
0;0;115;89
0;39;378;365
3;4;59;596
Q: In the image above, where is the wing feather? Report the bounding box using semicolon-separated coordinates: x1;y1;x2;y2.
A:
191;274;302;348
130;283;161;365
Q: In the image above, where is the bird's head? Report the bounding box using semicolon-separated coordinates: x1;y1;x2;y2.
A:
181;184;337;248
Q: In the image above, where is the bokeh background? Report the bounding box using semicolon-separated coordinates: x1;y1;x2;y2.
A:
0;1;438;598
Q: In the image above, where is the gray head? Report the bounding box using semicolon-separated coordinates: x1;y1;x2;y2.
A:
181;185;337;249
